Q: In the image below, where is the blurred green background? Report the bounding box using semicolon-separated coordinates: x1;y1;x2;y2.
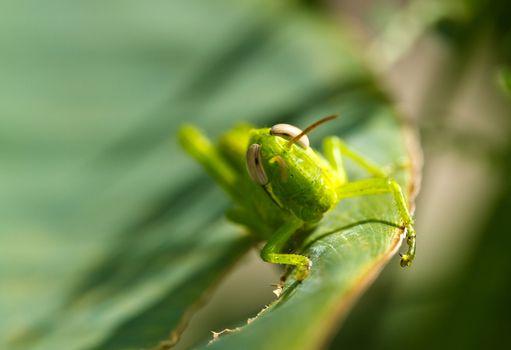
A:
1;0;510;349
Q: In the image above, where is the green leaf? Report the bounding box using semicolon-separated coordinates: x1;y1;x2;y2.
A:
0;1;418;350
204;109;416;350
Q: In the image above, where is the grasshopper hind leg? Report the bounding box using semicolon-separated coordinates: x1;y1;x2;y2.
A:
337;178;416;267
323;136;416;267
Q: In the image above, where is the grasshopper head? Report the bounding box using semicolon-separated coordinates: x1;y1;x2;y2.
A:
245;117;339;222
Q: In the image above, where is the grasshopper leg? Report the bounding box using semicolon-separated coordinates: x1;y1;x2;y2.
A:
337;178;416;267
323;136;387;179
178;125;239;200
260;218;310;281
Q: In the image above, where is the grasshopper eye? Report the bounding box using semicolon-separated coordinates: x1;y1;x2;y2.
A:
270;124;310;148
246;144;268;185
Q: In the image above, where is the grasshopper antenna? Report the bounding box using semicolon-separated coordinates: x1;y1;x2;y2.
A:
287;115;337;148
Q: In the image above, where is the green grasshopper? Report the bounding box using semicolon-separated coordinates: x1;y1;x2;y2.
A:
178;116;415;281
